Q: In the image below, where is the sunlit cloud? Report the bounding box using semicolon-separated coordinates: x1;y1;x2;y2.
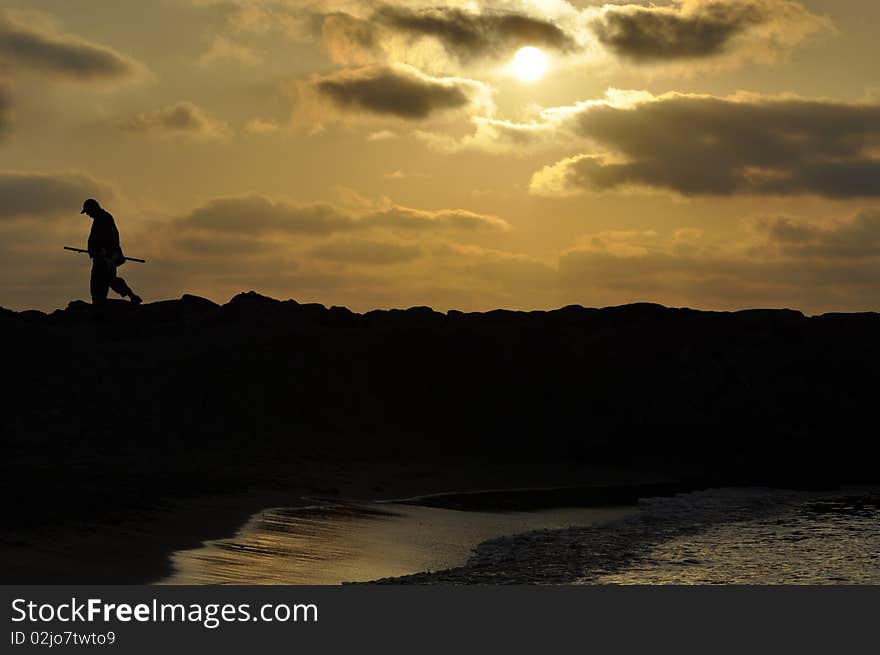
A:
420;89;652;153
199;35;262;66
367;129;398;141
315;2;585;74
518;91;880;198
118;102;231;140
287;1;827;75
244;118;281;135
176;194;510;236
589;0;830;64
370;4;578;61
298;64;493;125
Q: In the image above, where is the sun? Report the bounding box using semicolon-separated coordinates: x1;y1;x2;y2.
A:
512;46;548;82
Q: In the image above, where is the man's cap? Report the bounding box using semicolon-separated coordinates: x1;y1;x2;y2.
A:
81;198;100;214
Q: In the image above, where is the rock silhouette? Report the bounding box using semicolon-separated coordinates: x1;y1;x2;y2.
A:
2;292;879;534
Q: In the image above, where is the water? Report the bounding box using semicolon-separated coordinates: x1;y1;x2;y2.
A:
159;500;632;584
159;487;880;585
378;486;880;584
593;490;880;584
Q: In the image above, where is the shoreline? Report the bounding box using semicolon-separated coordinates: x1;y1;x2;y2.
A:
1;457;673;584
378;486;880;585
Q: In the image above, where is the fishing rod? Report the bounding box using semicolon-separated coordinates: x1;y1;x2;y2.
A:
64;246;146;264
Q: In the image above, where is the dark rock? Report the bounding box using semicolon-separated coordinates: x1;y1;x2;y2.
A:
3;292;879;533
227;290;279;308
180;293;220;310
17;309;47;321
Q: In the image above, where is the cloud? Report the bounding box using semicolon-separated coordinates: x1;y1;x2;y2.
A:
310;64;491;120
367;205;510;231
590;0;829;63
318;4;579;66
176;194;510;236
244;118;280;135
0;84;11;137
373;5;578;60
467;257;557;291
199;35;261;65
313;1;823;72
215;0;311;39
320;11;381;66
0;170;114;220
755;211;880;259
174;233;283;258
0;11;141;81
419;89;656;154
310;237;422;265
179;196;353;235
138;192;517;311
527;91;880;198
119;102;231;140
558;213;880;312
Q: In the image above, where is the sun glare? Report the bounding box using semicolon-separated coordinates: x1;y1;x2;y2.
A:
512;46;548;82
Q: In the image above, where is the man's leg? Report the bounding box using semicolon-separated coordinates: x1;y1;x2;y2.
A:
90;259;110;305
109;271;142;304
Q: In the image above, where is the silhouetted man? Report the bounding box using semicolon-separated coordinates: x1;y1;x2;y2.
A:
81;198;142;305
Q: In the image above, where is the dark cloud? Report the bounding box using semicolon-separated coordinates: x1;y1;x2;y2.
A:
0;84;11;137
313;64;485;119
0;170;114;220
319;6;577;65
174;234;284;258
149;195;513;308
558;216;880;312
374;6;578;60
591;0;825;62
530;93;880;198
592;1;764;61
0;13;138;80
311;238;422;265
757;211;880;259
119;102;230;139
180;196;352;236
177;195;509;236
317;1;823;68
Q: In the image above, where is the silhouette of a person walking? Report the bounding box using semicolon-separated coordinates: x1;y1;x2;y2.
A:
81;198;142;305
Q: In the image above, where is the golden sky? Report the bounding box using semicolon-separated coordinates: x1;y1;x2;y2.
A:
1;0;879;313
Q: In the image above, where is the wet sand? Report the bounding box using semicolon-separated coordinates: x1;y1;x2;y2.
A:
1;457;669;584
161;501;634;585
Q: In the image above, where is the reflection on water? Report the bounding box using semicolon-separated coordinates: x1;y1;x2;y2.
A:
594;492;880;584
160;501;631;585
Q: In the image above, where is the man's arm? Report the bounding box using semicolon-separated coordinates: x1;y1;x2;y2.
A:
108;215;121;253
88;213;121;259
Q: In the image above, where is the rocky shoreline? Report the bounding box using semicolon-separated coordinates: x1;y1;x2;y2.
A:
2;292;879;581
